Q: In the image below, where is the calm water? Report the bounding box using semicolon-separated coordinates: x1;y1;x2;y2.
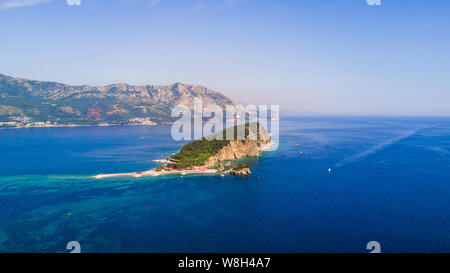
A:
0;116;449;253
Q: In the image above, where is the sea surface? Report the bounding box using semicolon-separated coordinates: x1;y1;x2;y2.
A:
0;116;449;253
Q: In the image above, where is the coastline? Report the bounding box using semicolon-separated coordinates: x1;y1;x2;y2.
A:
93;167;218;179
91;123;274;180
0;123;161;130
93;140;274;179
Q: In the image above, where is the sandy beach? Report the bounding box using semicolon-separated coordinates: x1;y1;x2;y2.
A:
93;167;218;179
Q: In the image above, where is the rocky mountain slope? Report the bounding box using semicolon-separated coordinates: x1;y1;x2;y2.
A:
204;124;272;168
0;73;236;127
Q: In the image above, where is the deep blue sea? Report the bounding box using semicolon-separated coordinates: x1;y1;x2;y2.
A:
0;116;449;253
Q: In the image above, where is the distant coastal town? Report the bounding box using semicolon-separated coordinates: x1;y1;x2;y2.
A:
0;116;158;129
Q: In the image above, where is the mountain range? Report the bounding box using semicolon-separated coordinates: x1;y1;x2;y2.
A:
0;73;236;127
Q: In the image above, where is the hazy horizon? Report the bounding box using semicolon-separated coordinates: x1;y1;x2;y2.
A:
1;0;450;115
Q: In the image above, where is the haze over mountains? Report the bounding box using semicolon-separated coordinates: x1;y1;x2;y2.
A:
0;73;236;127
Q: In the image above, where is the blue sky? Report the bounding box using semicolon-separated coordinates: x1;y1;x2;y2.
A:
0;0;449;115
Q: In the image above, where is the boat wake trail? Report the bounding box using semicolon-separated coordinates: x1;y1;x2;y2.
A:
334;126;430;169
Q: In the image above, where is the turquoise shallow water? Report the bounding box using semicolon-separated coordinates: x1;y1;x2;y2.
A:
0;116;449;252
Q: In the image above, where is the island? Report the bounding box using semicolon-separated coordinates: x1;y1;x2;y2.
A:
93;122;273;179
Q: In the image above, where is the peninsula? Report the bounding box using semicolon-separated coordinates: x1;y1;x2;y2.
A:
94;123;273;179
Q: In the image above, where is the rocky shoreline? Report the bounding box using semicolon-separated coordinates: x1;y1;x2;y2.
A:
93;123;273;179
93;163;253;179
